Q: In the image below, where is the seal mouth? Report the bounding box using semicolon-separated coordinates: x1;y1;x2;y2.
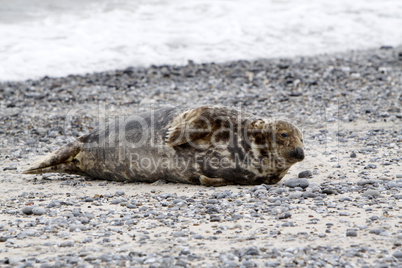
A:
289;146;304;161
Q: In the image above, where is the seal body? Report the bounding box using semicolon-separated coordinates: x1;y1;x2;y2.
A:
24;106;304;186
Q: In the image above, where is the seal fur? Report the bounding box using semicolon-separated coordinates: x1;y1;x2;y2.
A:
24;106;304;186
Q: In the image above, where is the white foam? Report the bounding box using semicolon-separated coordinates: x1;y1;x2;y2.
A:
1;0;402;81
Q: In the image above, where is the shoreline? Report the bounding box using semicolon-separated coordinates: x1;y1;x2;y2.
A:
1;47;401;267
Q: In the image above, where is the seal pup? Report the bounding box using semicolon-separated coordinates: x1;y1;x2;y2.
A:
24;106;304;186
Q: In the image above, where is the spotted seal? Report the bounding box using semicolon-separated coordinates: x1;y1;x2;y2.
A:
24;106;304;186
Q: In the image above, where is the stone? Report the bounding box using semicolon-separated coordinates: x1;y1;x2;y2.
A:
284;178;309;189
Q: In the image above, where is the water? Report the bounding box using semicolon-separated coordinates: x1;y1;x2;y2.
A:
1;0;402;81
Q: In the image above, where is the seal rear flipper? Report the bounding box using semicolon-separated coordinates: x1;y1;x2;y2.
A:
23;161;87;176
23;139;84;175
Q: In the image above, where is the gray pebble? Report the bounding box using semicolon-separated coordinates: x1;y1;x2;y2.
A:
173;231;187;237
265;262;280;267
59;241;74;247
115;190;125;196
175;259;188;267
110;198;127;204
362;189;381;197
301;191;317;198
192;234;204;239
289;191;303;199
242;260;257;267
392;250;402;259
369;228;386;235
47;200;61;208
205;204;220;214
364;163;377;169
357;180;376;186
231;213;243;220
284;178;309;189
387;181;399;188
99;253;113;262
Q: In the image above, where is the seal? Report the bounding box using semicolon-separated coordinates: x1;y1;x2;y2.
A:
24;106;305;186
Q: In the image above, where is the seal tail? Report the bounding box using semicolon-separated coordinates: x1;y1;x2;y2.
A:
23;139;85;175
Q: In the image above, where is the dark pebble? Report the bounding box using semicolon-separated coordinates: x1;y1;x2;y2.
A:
298;170;313;178
3;167;17;171
123;66;135;75
205;204;220;214
392;194;402;199
22;206;34;215
59;241;74;247
321;188;337;195
244;246;260;256
84;197;93;202
278;212;292;219
369;228;386;235
346;230;358;237
210;215;221;222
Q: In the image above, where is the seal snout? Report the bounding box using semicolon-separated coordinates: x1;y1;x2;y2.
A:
291;146;305;161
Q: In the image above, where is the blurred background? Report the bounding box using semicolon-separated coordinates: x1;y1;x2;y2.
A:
1;0;401;81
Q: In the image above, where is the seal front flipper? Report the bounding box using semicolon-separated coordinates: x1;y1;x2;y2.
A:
199;175;231;187
23;137;86;176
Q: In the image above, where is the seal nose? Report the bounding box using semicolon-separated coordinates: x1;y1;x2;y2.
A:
294;147;304;160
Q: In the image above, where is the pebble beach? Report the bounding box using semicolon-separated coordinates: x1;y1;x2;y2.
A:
0;47;402;267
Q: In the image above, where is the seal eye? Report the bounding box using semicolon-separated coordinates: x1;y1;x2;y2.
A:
280;133;288;138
